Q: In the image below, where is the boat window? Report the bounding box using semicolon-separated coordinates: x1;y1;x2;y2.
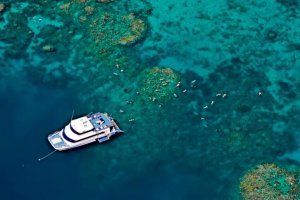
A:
62;129;76;143
63;129;104;143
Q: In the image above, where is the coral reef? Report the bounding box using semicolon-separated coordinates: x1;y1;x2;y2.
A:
86;12;147;56
1;0;300;199
137;67;181;102
0;0;150;87
117;13;147;46
240;164;300;200
56;0;148;58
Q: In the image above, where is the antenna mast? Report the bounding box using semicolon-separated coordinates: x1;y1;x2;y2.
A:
70;109;75;124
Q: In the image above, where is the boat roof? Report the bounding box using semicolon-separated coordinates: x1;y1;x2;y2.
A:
70;112;113;134
71;116;94;134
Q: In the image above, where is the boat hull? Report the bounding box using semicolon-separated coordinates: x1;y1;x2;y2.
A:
48;131;100;151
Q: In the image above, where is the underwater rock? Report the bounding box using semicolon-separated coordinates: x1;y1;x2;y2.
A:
240;164;300;200
266;29;278;41
42;44;55;52
0;4;5;12
138;67;181;102
84;6;94;15
59;3;71;11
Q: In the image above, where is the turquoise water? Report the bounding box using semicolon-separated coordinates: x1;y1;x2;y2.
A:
1;0;300;199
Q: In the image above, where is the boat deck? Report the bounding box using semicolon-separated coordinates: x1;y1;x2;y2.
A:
48;131;69;150
89;113;113;131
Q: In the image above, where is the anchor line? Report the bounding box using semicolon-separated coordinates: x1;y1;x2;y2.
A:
38;149;57;162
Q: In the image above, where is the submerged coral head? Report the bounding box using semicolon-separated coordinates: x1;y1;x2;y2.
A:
240;163;300;200
0;3;5;12
97;0;114;3
138;67;181;102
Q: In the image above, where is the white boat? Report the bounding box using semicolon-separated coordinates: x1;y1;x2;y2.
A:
48;112;123;151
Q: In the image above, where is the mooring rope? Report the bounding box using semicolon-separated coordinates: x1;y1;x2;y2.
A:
38;149;57;162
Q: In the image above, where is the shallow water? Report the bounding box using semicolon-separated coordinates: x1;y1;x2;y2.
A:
1;0;300;199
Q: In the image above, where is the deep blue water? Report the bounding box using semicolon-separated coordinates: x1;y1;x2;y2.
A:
0;77;77;199
0;74;219;200
0;77;217;200
1;0;300;200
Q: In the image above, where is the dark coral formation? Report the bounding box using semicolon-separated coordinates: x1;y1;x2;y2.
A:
97;0;114;3
0;12;34;58
276;0;299;7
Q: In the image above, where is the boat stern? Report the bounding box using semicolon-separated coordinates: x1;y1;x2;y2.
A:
48;131;69;151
